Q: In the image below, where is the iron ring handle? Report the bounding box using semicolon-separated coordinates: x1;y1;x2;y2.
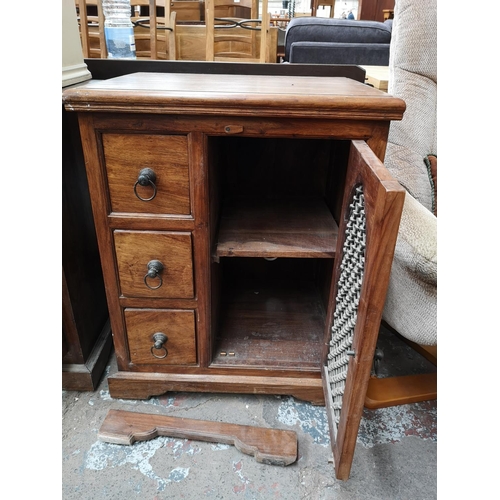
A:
151;332;168;359
144;260;164;290
134;168;157;201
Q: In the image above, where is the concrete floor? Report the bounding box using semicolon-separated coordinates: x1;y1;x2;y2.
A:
62;327;437;499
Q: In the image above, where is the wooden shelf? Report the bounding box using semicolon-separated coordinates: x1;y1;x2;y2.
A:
215;198;338;259
212;279;325;370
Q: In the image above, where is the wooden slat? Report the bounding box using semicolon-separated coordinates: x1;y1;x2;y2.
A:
75;0;106;58
107;371;325;403
98;409;298;466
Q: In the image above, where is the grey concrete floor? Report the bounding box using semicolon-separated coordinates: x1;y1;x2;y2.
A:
62;328;437;499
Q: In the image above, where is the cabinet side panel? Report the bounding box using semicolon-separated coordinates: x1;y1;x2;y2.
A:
77;113;131;370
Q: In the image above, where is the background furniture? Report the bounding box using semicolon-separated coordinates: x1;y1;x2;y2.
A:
368;0;437;408
63;0;111;391
284;17;392;65
361;64;388;92
205;0;274;63
63;69;405;479
131;1;177;59
62;99;112;392
75;0;107;58
75;0;277;62
358;0;395;22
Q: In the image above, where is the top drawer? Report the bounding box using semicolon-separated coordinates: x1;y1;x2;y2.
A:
102;133;191;215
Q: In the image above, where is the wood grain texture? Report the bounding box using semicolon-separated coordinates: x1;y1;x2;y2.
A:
322;140;405;480
125;308;197;365
214;279;325;370
63;73;405;120
114;230;194;298
216;198;338;258
103;133;191;215
108;371;325;404
98;409;298;465
364;373;437;409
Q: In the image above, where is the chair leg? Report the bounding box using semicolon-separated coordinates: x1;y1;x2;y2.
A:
364;372;437;409
364;322;437;409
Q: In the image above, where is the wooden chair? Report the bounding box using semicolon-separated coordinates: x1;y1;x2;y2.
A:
205;0;276;63
131;1;177;59
75;0;176;60
170;0;205;22
75;0;107;58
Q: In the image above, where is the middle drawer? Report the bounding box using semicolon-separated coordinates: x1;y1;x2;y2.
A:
114;230;194;299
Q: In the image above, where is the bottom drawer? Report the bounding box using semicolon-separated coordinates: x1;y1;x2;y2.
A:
124;308;197;365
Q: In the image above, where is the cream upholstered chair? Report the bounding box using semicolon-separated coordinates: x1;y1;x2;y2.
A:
365;0;437;408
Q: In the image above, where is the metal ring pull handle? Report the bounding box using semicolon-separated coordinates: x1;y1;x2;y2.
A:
151;332;168;359
144;260;164;290
134;168;157;201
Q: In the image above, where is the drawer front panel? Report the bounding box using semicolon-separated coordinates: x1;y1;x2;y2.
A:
103;134;190;215
125;308;197;365
114;230;194;298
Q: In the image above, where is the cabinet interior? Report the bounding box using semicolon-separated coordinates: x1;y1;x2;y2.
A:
208;136;350;370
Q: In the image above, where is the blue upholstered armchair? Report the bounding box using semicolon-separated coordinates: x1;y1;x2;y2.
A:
283;17;393;65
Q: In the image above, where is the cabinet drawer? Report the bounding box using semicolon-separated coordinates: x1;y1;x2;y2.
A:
102;134;190;215
125;308;197;365
114;230;194;298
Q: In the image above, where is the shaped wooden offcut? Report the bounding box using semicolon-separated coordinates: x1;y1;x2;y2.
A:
98;409;297;466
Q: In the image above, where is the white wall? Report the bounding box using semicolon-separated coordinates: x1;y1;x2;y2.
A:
267;0;359;19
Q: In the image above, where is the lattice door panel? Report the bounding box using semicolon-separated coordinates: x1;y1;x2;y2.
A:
322;140;405;480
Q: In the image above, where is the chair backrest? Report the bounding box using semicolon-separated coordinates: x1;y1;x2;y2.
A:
385;0;437;210
205;0;276;63
170;0;204;22
75;0;176;59
75;0;107;58
131;0;177;59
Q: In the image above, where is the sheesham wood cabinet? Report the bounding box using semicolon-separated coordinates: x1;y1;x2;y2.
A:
63;71;405;479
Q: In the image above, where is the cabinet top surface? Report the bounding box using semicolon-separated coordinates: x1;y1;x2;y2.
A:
62;72;405;120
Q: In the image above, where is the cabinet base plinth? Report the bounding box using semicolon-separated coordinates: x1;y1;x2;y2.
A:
63;321;113;391
108;372;325;405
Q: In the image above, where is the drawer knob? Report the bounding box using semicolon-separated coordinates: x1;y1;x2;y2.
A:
144;260;164;289
134;168;157;201
151;332;168;359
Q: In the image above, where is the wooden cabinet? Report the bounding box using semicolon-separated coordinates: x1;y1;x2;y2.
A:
63;71;405;479
62;106;112;391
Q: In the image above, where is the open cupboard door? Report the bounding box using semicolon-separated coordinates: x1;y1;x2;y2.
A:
322;140;405;480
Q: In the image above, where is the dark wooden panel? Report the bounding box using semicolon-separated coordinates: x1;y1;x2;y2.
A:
358;0;395;22
84;59;366;82
62;105;111;390
213;277;326;370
